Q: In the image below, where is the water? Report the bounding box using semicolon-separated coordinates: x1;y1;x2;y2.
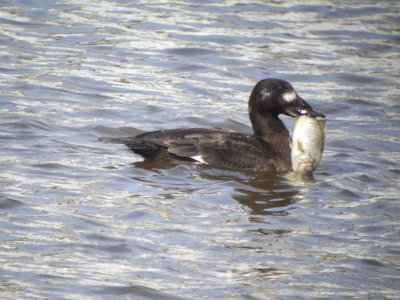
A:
1;0;399;299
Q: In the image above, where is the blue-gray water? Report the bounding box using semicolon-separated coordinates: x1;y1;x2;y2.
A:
1;1;399;299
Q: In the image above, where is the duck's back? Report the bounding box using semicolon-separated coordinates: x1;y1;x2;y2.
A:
103;128;291;172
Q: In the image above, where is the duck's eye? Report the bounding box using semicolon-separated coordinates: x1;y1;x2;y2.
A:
282;91;296;102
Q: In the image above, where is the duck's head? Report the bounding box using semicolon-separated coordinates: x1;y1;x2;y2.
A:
249;78;325;118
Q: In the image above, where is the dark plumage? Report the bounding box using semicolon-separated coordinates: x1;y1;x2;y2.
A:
100;78;324;172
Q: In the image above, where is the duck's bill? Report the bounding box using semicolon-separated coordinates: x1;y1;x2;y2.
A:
284;97;325;119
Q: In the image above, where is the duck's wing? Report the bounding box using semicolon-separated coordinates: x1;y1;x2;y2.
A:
100;128;222;162
124;128;224;158
193;133;289;171
109;128;289;171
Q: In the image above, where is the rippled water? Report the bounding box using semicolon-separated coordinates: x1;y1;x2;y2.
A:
1;0;399;299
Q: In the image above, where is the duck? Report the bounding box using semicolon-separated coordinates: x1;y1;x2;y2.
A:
100;78;325;172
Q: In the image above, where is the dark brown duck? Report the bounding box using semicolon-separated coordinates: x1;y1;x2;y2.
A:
101;78;324;172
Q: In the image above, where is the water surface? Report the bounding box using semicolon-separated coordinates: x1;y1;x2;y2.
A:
1;0;399;299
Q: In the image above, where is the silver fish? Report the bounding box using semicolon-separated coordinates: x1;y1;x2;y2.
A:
291;115;326;175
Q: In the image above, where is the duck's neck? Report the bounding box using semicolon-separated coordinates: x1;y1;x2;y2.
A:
250;112;292;163
250;112;288;137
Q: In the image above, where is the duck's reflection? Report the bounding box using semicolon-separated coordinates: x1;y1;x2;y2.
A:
197;167;300;216
129;161;304;219
130;164;300;253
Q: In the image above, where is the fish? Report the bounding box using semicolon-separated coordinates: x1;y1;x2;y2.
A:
291;115;326;175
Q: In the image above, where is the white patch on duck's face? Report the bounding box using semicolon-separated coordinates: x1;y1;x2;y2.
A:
261;89;271;98
282;91;297;103
257;89;271;102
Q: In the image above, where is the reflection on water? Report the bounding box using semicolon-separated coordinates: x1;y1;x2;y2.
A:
1;0;400;299
199;168;300;216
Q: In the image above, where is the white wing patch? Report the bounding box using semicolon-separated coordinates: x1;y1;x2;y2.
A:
283;91;297;102
191;155;207;164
